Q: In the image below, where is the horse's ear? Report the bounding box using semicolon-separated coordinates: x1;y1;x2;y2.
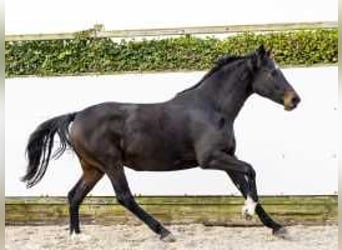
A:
248;45;267;71
266;48;273;58
256;45;266;57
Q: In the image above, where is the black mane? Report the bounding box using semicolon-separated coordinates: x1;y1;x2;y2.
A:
176;54;245;96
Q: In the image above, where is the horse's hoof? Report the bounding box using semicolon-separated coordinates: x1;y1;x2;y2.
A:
272;227;290;239
160;232;176;242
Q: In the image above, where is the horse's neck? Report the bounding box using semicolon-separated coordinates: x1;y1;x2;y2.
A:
198;66;252;121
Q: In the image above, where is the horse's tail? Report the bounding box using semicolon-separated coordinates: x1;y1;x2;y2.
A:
21;112;77;188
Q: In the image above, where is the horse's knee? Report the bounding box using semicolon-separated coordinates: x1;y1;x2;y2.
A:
245;165;256;179
235;162;256;178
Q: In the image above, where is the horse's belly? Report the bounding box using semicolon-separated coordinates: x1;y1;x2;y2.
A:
122;140;197;171
121;116;196;170
123;158;198;171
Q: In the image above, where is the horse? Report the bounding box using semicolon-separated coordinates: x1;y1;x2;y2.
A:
22;45;300;242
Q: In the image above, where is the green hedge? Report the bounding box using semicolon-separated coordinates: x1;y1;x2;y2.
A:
5;29;337;77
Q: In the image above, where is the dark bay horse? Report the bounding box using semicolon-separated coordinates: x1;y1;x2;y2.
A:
22;45;300;242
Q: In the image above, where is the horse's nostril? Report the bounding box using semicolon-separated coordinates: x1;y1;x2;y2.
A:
284;93;300;111
291;96;300;105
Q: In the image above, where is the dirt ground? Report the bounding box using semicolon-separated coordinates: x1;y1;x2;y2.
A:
5;224;337;250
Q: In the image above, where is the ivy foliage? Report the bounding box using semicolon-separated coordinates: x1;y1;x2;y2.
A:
5;29;337;77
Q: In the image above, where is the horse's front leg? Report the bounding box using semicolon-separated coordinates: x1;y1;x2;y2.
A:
227;171;287;237
199;152;259;217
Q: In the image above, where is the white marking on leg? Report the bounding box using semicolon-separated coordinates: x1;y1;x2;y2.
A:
70;233;78;241
70;233;92;241
242;196;257;217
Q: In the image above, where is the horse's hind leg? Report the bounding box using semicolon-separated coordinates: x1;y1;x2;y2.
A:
226;171;287;237
106;165;175;242
68;160;103;234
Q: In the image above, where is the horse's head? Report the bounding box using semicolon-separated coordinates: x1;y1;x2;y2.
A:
249;45;300;111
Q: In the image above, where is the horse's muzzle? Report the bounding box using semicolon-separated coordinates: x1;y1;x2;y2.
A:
283;91;300;111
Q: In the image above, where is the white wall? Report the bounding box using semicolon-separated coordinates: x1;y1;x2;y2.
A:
5;66;337;196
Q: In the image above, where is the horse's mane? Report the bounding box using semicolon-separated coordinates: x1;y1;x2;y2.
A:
176;54;246;96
